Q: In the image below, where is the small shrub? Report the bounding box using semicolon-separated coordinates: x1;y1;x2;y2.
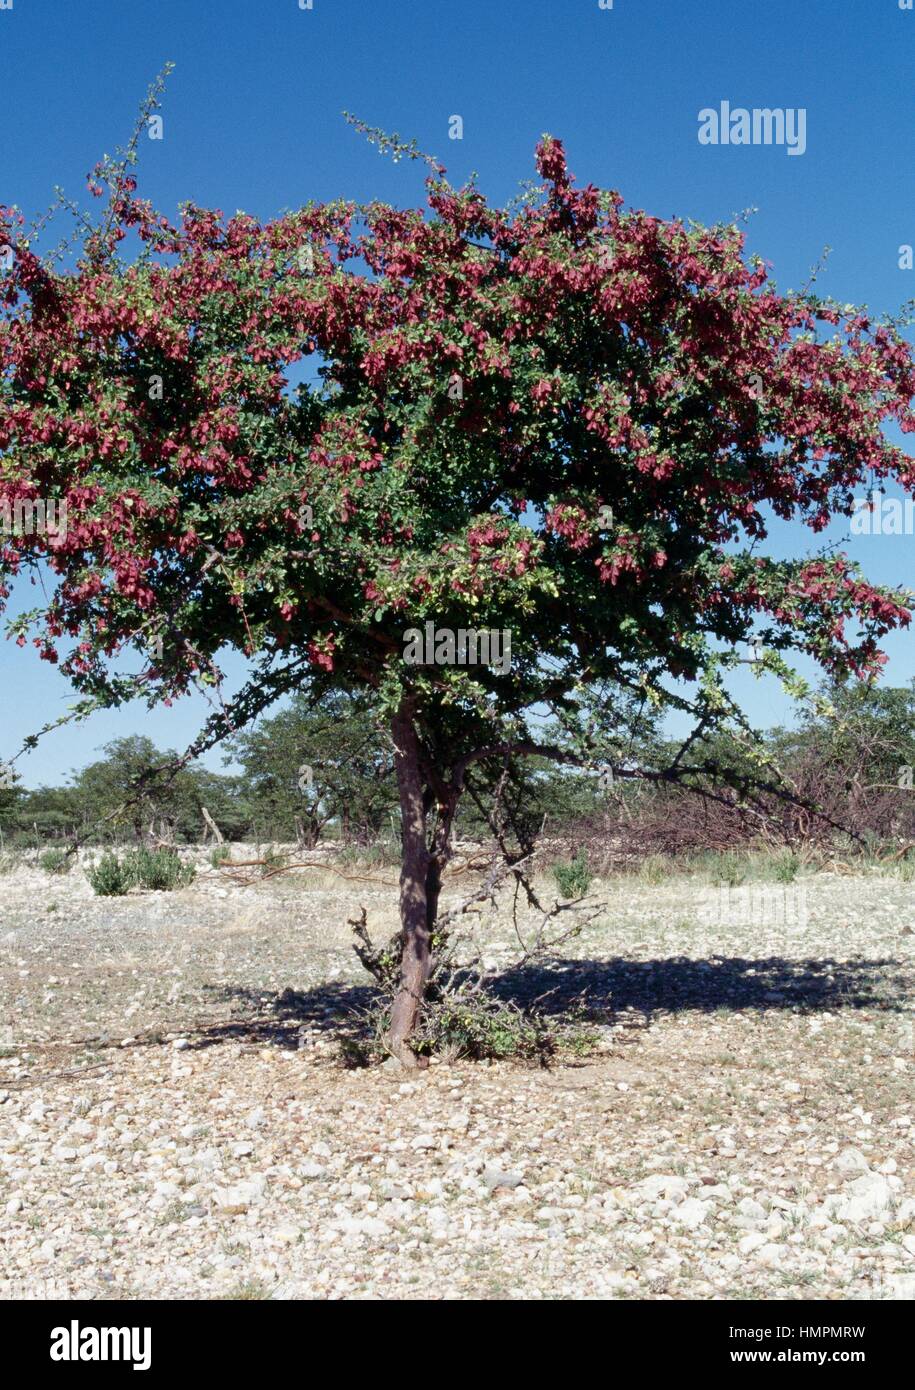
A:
705;850;747;887
218;1278;273;1301
86;847;194;894
259;845;286;876
552;849;592;899
638;854;670;885
427;998;551;1062
86;852;133;896
38;847;71;875
338;842;400;870
768;849;801;884
128;847;195;891
345;988;558;1068
209;844;231;868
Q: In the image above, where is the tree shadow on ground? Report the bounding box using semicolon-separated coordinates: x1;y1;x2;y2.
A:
181;981;378;1050
490;954;908;1022
178;953;907;1051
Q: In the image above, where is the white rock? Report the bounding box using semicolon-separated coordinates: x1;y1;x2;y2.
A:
754;1242;789;1267
213;1176;266;1211
834;1147;870;1177
482;1167;523;1191
335;1214;388;1238
672;1197;711;1229
631;1174;689;1202
879;1274;915;1300
838;1174;896;1223
379;1179;410;1200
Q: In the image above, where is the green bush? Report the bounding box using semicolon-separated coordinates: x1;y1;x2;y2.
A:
86;852;133;896
38;847;71;875
128;847;195;891
338;841;400;870
768;849;801;884
344;990;564;1068
86;846;195;895
209;843;231;868
552;849;592;899
704;850;748;887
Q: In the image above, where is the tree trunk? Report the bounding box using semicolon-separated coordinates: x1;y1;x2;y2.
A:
387;704;433;1067
201;805;224;844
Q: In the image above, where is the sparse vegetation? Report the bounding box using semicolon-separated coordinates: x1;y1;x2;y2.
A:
37;847;72;875
85;846;195;895
128;847;195;891
85;851;134;897
552;849;592;900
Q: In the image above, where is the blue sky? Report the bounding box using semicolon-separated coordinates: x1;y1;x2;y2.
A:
1;0;914;785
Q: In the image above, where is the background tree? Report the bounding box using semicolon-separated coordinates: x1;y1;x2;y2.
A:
227;689;396;846
768;680;915;844
3;96;915;1063
72;735;247;843
0;783;80;844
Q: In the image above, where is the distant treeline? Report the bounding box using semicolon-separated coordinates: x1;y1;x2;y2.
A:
3;682;915;854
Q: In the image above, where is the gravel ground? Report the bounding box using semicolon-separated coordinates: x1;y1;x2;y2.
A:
0;850;913;1301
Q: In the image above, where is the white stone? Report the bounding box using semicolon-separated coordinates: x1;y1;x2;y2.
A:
754;1242;789;1267
837;1174;896;1223
630;1174;689;1201
672;1197;711;1229
834;1147;870;1177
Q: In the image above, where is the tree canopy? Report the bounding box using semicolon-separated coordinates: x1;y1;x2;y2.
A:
3;101;915;1060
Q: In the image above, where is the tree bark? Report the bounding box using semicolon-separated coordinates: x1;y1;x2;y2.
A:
387;704;433;1067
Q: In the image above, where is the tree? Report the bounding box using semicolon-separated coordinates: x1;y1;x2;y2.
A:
3;95;915;1064
73;735;247;843
227;689;396;846
0;783;81;842
767;680;915;842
